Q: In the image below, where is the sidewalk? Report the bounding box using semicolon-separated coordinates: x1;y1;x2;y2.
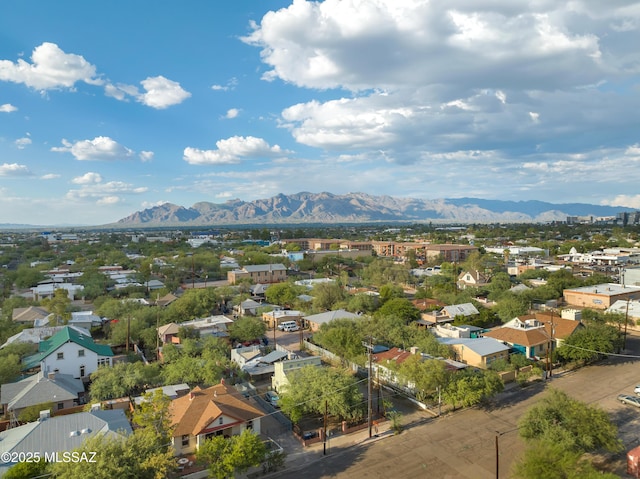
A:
256;420;394;478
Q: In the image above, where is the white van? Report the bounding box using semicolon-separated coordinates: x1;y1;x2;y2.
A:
278;320;298;331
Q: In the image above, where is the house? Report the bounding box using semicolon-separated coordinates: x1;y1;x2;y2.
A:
482;320;551;359
457;270;490;290
68;311;103;330
411;298;446;312
231;346;263;369
371;347;467;395
0;409;131;475
303;309;360;332
31;283;84;302
227;264;287;285
1;371;84;420
262;309;303;329
0;325;90;350
156;292;178;307
235;299;263;316
22;326;114;379
271;356;322;393
437;337;511;369
158;323;181;345
169;381;263;456
133;383;190;405
514;313;584;348
441;303;480;320
250;283;270;298
241;350;289;381
177;316;234;339
421;303;481;326
12;306;51;325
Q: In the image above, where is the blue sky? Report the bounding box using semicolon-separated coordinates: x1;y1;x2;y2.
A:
1;1;640;226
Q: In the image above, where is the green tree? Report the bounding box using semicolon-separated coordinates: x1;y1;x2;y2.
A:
557;323;621;364
397;356;450;402
518;388;622;453
264;282;306;306
18;402;54;423
442;369;503;410
132;390;174;444
0;353;22;385
279;365;365;424
375;297;420;324
197;429;267;479
313;318;365;361
3;457;48;479
13;264;45;289
311;282;347;311
378;283;404;304
228;316;266;343
50;426;176;479
43;288;72;325
513;439;619;479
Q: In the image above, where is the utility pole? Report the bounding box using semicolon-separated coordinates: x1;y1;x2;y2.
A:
624;298;630;350
155;294;160;357
495;432;500;479
126;314;131;353
323;399;328;455
367;336;373;438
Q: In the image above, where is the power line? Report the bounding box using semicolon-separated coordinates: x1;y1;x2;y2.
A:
560;343;640;359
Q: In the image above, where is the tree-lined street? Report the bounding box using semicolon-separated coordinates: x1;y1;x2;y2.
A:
273;333;640;478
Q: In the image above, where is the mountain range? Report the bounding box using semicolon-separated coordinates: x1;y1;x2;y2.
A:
113;192;633;226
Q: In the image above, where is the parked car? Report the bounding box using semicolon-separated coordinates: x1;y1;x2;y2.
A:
302;431;318;440
634;385;640;395
264;390;280;408
618;394;640;407
284;324;300;332
278;321;297;331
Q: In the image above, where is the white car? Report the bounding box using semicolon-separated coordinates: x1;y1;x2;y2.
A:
284;324;300;332
635;385;640;395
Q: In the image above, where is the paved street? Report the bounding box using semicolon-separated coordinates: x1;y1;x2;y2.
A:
268;332;640;479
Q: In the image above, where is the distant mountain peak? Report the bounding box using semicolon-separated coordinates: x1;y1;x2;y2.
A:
113;192;632;226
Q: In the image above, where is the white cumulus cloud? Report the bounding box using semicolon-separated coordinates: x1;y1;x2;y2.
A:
603;195;640;209
225;108;240;119
51;137;134;161
244;0;604;92
139;151;154;162
71;172;103;185
183;136;288;165
15;137;32;149
66;180;148;205
41;173;60;180
105;76;191;109
138;76;191;109
0;103;17;113
0;42;100;90
0;163;31;176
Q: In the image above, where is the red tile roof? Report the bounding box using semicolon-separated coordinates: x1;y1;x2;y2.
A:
170;382;263;437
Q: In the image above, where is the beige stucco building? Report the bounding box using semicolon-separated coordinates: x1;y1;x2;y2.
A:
227;264;287;285
563;283;640;310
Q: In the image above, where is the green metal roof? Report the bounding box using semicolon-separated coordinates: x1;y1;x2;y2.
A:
23;326;113;370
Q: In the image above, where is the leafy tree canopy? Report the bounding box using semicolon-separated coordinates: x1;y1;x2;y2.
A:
518;388;622;454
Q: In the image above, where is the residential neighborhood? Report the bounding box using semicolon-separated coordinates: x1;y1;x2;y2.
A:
1;222;640;477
